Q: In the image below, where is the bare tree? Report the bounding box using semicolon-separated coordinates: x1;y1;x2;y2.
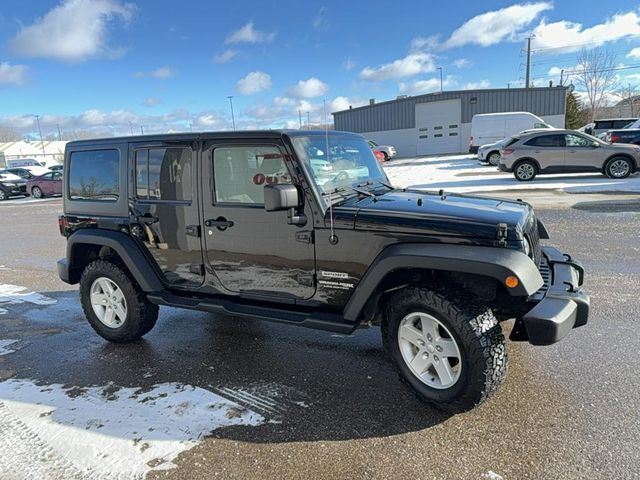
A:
611;84;639;117
574;48;619;121
0;126;22;142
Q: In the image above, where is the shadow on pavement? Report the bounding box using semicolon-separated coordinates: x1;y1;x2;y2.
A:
0;290;450;445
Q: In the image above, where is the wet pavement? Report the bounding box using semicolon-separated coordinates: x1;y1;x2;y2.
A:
0;198;639;479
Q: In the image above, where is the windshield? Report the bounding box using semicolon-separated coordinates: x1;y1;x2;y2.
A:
292;133;389;199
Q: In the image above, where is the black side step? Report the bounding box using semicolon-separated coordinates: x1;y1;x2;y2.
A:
147;292;357;334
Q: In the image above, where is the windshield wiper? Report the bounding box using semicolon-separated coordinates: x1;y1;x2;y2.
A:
321;185;375;200
356;179;394;191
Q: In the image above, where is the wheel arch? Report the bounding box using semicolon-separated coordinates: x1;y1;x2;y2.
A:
64;229;164;291
513;157;540;171
603;153;637;173
343;243;543;323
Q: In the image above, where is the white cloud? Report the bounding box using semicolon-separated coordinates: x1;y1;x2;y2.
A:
312;7;329;31
225;21;276;45
360;53;435;81
0;63;28;86
9;0;134;62
212;49;237;63
342;57;356;71
443;2;552;48
533;11;640;54
398;75;456;95
628;47;640;60
142;97;161;107
151;67;174;79
287;77;329;98
463;80;491;90
410;36;439;51
453;58;471;69
236;71;272;95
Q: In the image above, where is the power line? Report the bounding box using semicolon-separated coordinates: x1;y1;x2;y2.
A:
531;34;640;53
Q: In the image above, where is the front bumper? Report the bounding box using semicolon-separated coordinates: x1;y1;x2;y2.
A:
1;184;26;196
513;246;590;346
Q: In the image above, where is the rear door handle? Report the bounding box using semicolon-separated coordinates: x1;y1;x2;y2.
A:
137;215;159;225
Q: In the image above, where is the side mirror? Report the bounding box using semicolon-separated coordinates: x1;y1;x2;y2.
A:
264;184;300;212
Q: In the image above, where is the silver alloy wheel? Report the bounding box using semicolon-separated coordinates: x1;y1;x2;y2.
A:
516;163;535;180
488;152;501;166
397;312;462;389
609;159;630;178
90;277;127;328
0;189;6;201
31;187;42;198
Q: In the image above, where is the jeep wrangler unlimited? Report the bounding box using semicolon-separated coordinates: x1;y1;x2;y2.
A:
58;131;589;412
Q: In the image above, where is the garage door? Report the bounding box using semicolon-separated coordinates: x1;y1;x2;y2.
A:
415;99;462;155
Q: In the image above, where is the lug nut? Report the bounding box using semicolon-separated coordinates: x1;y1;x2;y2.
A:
422;353;429;359
426;334;433;342
436;345;443;352
434;355;439;362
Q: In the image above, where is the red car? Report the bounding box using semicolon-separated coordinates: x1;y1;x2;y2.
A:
373;149;386;163
27;171;63;198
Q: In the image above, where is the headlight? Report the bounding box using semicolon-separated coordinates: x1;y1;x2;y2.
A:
2;182;16;187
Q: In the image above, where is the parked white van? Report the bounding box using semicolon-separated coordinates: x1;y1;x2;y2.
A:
469;112;552;153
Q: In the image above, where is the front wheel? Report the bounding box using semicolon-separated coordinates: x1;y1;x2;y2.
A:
382;288;507;413
79;259;158;343
0;189;6;201
488;152;501;166
605;157;633;179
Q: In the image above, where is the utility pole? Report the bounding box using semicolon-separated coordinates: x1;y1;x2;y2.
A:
34;115;46;157
306;111;310;127
298;110;302;129
188;123;193;132
129;121;134;135
56;123;62;141
227;95;236;131
437;67;443;93
560;69;564;86
525;36;532;88
140;125;144;135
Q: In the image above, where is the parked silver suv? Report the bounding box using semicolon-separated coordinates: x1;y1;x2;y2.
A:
499;129;640;181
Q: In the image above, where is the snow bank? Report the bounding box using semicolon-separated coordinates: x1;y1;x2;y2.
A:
0;284;57;314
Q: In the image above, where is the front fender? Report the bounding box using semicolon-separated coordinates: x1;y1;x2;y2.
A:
343;243;543;322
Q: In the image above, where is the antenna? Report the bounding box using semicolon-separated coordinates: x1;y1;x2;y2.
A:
324;99;338;245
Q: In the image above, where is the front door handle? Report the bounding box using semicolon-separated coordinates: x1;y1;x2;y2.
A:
205;218;234;230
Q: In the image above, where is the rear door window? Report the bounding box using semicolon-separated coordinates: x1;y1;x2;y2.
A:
68;149;120;201
524;135;565;147
594;121;613;130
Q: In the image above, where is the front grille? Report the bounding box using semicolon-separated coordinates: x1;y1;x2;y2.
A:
527;215;542;267
529;256;551;300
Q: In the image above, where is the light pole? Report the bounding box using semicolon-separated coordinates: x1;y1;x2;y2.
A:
437;67;443;93
34;115;46;157
227;95;236;131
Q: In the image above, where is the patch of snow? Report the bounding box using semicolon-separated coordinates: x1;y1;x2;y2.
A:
482;471;504;480
0;284;57;314
0;380;264;478
0;339;19;356
384;155;640;194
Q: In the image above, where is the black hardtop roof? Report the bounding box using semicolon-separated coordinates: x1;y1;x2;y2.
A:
65;129;363;148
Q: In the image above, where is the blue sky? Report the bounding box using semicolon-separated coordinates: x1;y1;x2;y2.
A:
1;0;640;137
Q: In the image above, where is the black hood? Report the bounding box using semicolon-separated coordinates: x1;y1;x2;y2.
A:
338;190;531;241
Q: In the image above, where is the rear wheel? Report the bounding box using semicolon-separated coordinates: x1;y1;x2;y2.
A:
488;151;501;166
0;189;6;201
514;160;537;181
605;157;632;179
382;151;389;162
31;186;43;198
80;259;158;343
382;287;507;413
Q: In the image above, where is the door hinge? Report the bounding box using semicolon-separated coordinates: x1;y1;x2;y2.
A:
295;230;314;244
186;225;201;237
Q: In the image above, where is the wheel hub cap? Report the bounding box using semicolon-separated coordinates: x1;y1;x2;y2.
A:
610;160;629;177
397;312;462;389
90;277;127;328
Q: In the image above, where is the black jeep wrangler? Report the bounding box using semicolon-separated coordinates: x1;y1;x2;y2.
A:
58;130;589;412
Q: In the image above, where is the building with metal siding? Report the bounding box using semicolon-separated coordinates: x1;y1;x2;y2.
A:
333;87;568;157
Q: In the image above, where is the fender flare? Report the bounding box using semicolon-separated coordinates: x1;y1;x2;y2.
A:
65;229;164;292
343;243;543;322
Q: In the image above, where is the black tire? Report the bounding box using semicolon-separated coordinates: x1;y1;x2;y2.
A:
488;151;501;166
513;160;537;181
382;287;507;413
31;186;43;198
382;151;389;162
79;259;158;343
0;188;7;201
604;156;633;179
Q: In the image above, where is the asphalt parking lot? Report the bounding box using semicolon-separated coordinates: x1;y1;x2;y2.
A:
1;195;639;479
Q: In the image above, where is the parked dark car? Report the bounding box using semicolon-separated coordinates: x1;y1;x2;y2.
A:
27;171;63;198
2;167;36;180
604;129;640;144
0;172;27;200
58;130;589;413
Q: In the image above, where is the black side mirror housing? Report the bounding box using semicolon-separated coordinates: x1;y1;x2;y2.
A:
264;184;300;212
